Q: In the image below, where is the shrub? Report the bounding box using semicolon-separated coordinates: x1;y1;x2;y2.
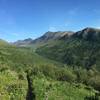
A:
56;68;76;82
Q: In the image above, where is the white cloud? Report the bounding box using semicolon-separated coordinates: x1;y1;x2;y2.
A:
48;26;57;32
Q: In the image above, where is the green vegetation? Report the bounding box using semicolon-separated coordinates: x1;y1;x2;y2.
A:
0;45;60;71
26;65;100;100
0;68;27;100
0;44;99;100
36;28;100;70
36;39;100;70
0;28;100;100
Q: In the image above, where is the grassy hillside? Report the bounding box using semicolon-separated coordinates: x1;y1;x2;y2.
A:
0;45;98;99
0;45;61;71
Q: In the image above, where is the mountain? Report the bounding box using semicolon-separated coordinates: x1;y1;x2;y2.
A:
31;31;74;43
13;31;74;47
12;27;100;70
13;38;33;46
73;27;100;41
36;27;100;70
0;27;100;99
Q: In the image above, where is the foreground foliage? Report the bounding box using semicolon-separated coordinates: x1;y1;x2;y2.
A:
0;44;99;100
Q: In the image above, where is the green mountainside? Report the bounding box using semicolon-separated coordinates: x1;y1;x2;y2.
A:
0;27;100;99
36;28;100;70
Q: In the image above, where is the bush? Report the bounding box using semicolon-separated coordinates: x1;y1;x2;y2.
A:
88;76;100;91
56;68;76;82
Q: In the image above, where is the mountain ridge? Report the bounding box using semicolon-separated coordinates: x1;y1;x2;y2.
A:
13;27;100;46
72;27;100;41
13;31;74;46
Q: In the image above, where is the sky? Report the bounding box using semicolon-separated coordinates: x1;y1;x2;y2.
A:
0;0;100;42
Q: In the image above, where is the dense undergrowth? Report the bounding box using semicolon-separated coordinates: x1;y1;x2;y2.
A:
0;45;100;100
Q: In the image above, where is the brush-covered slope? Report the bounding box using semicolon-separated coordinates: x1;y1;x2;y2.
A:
1;63;99;100
0;46;60;72
36;27;100;70
0;35;100;99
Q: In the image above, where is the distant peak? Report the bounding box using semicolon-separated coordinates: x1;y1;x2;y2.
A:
74;27;100;41
82;27;100;31
24;38;33;41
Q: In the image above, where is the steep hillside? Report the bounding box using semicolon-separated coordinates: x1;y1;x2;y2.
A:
36;27;100;70
72;27;100;41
